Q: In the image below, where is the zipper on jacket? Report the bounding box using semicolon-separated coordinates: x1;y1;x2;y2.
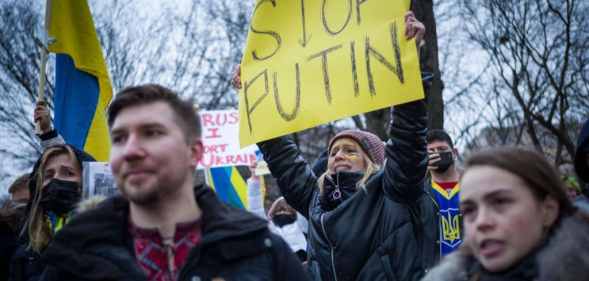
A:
320;214;338;281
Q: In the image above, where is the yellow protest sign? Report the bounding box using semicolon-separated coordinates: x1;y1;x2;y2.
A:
239;0;424;147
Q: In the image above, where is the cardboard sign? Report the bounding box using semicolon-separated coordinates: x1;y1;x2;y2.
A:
239;0;424;147
198;110;257;168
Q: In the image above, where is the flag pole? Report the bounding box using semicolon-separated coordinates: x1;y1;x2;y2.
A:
35;48;48;133
35;0;51;134
34;48;48;134
38;0;51;102
37;49;48;102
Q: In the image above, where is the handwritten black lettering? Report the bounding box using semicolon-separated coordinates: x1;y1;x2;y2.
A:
308;45;343;104
251;0;282;61
365;22;404;96
272;63;301;121
321;0;353;36
389;22;404;83
298;0;311;47
244;69;270;133
350;41;360;96
355;0;368;25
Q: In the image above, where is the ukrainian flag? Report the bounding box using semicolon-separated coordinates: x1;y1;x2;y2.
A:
205;166;249;209
47;0;112;160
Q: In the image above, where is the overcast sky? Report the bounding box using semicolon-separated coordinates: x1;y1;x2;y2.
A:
0;0;492;196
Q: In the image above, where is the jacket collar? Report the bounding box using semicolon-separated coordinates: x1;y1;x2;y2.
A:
194;184;268;244
43;185;270;277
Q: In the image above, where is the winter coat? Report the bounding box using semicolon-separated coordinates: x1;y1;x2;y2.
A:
9;144;95;281
257;100;437;281
420;213;589;281
38;185;310;281
575;119;589;183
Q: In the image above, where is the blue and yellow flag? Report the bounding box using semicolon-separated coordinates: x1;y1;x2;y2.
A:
205;166;249;209
47;0;112;160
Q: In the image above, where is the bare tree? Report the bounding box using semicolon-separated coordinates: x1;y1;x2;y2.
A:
0;0;48;184
0;0;257;191
458;0;589;164
162;0;253;109
351;1;446;141
412;0;445;130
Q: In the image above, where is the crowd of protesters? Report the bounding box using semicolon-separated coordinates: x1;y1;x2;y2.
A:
1;10;589;281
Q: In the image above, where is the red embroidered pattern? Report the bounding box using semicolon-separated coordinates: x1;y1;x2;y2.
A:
130;220;202;281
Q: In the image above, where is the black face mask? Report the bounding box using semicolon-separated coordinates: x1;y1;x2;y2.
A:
319;172;363;211
432;151;454;173
39;179;81;215
272;214;297;227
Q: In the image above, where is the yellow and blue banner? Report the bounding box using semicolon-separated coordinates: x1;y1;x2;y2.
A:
47;0;112;161
205;166;249;209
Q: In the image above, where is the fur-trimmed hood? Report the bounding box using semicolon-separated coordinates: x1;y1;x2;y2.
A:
421;214;589;281
75;195;107;214
420;249;469;281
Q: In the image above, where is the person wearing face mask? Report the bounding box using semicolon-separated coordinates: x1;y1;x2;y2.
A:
8;144;94;281
267;198;308;262
421;147;589;281
425;129;463;257
247;162;309;262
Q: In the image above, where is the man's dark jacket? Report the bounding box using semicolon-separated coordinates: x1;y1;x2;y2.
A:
258;100;437;281
39;185;309;281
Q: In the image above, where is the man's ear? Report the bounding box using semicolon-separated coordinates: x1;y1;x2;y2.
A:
541;196;560;228
189;138;204;167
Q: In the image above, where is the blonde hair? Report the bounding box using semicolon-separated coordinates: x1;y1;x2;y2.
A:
317;153;381;195
26;145;78;252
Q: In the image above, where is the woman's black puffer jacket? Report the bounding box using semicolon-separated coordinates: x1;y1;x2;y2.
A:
258;100;437;281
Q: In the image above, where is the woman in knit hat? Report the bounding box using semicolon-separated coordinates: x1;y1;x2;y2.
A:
252;12;437;281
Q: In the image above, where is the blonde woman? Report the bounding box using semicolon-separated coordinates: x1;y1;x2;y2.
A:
9;144;93;281
254;14;435;281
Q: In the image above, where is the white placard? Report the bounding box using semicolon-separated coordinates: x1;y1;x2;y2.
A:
198;110;257;169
